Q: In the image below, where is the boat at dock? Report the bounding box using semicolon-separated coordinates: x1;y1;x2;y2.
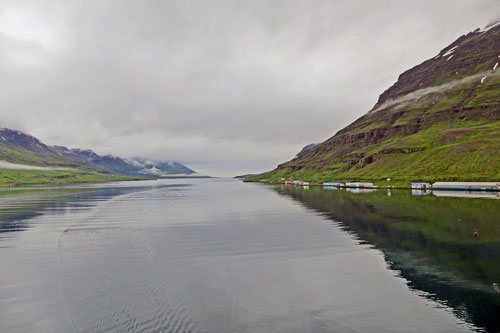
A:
346;182;374;188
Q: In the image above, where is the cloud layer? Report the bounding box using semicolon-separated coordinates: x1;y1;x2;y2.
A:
0;0;499;175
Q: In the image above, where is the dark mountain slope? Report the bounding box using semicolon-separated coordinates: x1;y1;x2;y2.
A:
251;22;500;183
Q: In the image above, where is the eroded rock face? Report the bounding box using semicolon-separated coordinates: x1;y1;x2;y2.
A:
258;23;500;181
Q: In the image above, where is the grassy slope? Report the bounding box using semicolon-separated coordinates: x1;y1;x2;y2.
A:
0;169;139;187
0;144;82;167
258;120;500;185
0;144;142;186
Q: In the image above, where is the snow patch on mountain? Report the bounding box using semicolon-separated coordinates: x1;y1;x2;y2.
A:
442;46;457;57
479;21;500;33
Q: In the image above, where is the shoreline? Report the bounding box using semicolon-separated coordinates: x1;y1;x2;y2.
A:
0;174;216;189
244;180;500;192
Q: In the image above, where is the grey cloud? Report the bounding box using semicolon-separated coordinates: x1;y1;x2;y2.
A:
0;0;499;176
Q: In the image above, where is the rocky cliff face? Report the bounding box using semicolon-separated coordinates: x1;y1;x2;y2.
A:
253;22;500;182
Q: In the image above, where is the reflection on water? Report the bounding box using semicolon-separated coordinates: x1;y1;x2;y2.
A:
433;190;500;199
275;185;500;333
412;189;500;199
0;179;490;332
0;183;188;235
412;189;431;196
346;188;377;194
322;186;338;190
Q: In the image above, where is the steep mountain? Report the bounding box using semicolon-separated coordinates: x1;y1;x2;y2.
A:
50;146;195;177
251;22;500;183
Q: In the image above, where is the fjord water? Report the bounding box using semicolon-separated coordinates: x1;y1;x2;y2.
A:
0;179;497;332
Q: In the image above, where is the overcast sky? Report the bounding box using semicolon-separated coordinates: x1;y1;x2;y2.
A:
0;0;499;176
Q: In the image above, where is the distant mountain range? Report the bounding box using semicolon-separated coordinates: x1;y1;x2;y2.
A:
234;174;258;179
0;127;196;178
51;146;195;177
296;144;317;157
251;21;500;183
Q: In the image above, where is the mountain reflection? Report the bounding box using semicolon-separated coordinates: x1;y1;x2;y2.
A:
274;185;500;333
0;183;186;234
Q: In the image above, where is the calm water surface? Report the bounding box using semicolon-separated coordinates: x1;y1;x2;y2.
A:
0;178;498;332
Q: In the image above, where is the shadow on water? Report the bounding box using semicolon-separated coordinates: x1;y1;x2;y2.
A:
273;185;500;333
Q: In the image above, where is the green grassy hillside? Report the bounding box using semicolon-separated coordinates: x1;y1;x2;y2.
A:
0;134;141;186
250;24;500;184
0;169;136;187
0;144;81;167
